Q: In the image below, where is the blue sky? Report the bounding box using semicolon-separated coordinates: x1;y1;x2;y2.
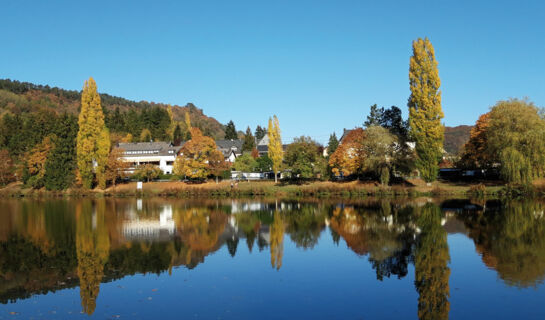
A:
1;0;544;143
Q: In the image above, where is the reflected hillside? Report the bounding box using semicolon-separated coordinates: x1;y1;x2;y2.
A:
1;198;545;317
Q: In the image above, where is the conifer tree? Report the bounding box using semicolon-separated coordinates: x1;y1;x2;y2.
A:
255;125;266;141
327;133;339;156
225;120;238;140
242;126;256;152
268;115;283;183
408;38;444;182
44;114;78;190
76;77;110;189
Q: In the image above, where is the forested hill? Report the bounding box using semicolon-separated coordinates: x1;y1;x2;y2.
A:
0;79;226;139
444;125;472;155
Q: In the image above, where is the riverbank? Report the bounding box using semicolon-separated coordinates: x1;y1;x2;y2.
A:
0;179;525;198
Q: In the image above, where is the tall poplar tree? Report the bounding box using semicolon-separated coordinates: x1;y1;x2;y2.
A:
268;115;283;183
76;77;110;189
408;37;444;182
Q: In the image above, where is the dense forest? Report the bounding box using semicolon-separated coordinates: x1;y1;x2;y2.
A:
0;78;226;143
444;125;472;155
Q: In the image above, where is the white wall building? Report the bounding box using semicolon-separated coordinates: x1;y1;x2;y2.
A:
118;141;182;174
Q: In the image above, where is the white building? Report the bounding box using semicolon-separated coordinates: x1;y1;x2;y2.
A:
118;141;182;174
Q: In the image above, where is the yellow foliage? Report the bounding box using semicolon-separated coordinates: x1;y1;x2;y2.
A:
268;115;283;182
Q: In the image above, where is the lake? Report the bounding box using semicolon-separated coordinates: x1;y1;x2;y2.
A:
1;198;544;319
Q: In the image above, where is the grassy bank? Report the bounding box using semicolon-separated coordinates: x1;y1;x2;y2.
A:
0;179;524;199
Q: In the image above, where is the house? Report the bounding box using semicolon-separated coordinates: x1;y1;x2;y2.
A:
256;134;288;157
117;141;182;174
215;139;243;162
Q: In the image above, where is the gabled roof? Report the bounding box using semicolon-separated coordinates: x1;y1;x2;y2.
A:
215;139;244;157
117;141;182;157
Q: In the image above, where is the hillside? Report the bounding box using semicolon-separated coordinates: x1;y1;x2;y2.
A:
0;79;226;139
444;125;472;155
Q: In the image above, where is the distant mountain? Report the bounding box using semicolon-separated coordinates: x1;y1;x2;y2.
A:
444;125;473;155
0;79;226;139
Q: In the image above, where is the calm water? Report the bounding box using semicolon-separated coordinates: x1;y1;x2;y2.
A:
0;198;545;319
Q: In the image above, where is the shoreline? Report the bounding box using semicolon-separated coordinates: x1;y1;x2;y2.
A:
0;180;528;199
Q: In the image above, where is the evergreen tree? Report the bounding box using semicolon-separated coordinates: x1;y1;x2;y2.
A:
364;104;384;127
242;126;256;152
327;133;339;156
408;38;444;182
255;125;266;141
44;114;78;190
173;124;183;145
268;115;283;183
76;77;110;189
225;120;238;140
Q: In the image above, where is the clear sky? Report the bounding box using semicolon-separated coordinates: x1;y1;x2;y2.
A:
1;0;544;143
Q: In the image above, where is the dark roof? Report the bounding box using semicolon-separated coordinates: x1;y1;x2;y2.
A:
117;141;182;157
215;139;244;157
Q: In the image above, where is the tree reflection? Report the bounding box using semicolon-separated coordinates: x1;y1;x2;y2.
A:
461;200;545;287
414;203;450;320
76;200;110;315
270;211;285;270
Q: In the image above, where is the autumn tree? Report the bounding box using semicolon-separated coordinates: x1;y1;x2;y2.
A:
77;77;110;189
140;128;152;142
104;148;130;187
25;136;55;188
268;115;283;183
184;111;192;140
414;204;450;320
134;164;161;182
224;120;238;140
459;113;491;169
270;211;285;270
328;128;366;177
0;149;14;186
408;38;444;182
242;126;256;152
173;127;225;179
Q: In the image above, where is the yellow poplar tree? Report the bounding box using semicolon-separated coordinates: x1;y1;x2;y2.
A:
77;77;110;189
184;111;192;140
408;37;444;182
268;115;283;183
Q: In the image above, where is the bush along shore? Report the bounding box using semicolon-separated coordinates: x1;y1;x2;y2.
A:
1;180;542;199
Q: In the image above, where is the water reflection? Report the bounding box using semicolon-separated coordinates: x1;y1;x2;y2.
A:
0;198;545;318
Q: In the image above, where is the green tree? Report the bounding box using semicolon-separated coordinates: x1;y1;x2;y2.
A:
362;126;398;185
268;116;283;183
225;120;238;140
256;155;273;172
327;133;339;156
0;149;14;186
173;124;183;145
255;125;266;141
76;78;110;189
44;114;78;190
242;126;256;152
364;104;384;127
233;153;258;172
408;38;444;182
284;136;325;179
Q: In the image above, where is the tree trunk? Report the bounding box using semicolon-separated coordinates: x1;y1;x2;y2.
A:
274;171;277;183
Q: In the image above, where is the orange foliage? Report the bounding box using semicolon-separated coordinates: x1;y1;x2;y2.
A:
328;128;366;176
460;113;491;168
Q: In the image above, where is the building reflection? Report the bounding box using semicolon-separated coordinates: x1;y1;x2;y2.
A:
1;198;545;317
